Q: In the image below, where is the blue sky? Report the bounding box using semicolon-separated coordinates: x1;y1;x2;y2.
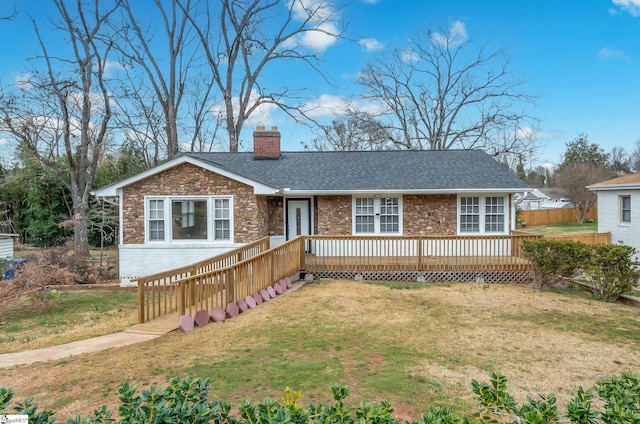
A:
1;0;639;168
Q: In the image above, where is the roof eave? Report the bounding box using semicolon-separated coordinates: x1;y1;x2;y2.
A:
588;183;640;191
92;155;279;197
282;187;532;196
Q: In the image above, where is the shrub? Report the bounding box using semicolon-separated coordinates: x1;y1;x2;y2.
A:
2;372;640;424
523;240;639;299
582;244;640;301
522;239;590;288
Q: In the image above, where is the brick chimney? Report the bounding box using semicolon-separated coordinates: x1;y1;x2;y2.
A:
253;126;281;159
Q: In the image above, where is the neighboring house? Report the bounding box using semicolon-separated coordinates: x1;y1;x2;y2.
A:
537;187;572;209
94;127;532;282
516;188;550;210
588;173;640;260
0;233;19;259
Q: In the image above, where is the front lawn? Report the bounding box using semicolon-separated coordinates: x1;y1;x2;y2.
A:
0;290;137;354
1;280;638;421
523;221;598;235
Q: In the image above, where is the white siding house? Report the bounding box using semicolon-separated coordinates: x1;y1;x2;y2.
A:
0;233;18;259
588;173;640;261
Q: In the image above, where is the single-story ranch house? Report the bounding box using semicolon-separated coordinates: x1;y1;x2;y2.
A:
588;172;640;261
94;127;532;282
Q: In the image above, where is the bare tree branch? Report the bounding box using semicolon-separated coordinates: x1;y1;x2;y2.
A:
0;0;118;257
356;24;539;161
183;0;345;151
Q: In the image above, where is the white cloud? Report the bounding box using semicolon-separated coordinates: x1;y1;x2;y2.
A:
0;137;8;146
400;48;420;63
359;38;385;52
612;0;640;16
300;95;387;119
301;94;350;118
285;0;340;53
14;73;33;90
430;20;468;47
104;60;126;76
209;91;280;129
598;47;628;59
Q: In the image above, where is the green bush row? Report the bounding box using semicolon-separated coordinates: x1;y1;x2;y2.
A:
2;371;640;423
522;239;639;300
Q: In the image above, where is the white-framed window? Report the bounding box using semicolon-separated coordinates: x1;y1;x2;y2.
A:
145;196;233;242
621;195;631;223
148;199;165;241
353;196;402;235
458;195;507;234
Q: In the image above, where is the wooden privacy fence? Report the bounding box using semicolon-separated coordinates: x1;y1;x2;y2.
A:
136;236;271;323
544;232;611;244
520;207;597;226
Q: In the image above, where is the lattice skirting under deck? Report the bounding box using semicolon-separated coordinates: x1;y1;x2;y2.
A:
307;270;533;284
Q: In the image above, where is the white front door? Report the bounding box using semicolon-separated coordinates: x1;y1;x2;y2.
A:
286;199;311;240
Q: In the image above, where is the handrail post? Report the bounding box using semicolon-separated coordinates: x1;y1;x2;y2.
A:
417;237;423;271
178;281;185;316
226;268;235;304
137;278;145;324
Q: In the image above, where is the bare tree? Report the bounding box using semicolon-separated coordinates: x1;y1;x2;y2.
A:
113;0;213;160
0;0;117;257
303;113;393;151
608;146;631;175
186;0;344;152
356;23;538;159
556;162;611;223
631;140;640;173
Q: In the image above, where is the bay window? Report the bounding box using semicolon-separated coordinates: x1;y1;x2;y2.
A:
146;196;232;242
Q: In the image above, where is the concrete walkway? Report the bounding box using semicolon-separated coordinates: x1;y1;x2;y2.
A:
0;280;306;369
0;332;161;368
0;315;179;369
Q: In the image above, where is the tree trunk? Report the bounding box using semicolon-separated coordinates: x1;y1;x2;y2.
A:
73;204;90;257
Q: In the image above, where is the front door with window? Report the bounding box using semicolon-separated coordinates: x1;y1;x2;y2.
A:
286;199;311;241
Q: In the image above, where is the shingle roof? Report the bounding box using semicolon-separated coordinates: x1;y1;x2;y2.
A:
183;149;530;192
588;172;640;189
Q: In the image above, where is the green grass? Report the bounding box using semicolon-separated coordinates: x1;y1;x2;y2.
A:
0;290;137;353
524;221;598;235
1;281;640;421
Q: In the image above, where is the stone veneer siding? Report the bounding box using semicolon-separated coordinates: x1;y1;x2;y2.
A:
403;194;457;235
315;194;458;235
316;195;352;235
266;196;284;234
122;163;264;244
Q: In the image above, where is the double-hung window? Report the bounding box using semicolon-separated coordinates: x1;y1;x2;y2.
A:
146;196;232;242
214;198;231;239
148;199;165;241
458;196;507;234
353;196;402;235
621;195;631;223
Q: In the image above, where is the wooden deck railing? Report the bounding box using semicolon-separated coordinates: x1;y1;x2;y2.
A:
303;234;542;273
135;234;546;323
136;236;271;323
178;237;304;318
